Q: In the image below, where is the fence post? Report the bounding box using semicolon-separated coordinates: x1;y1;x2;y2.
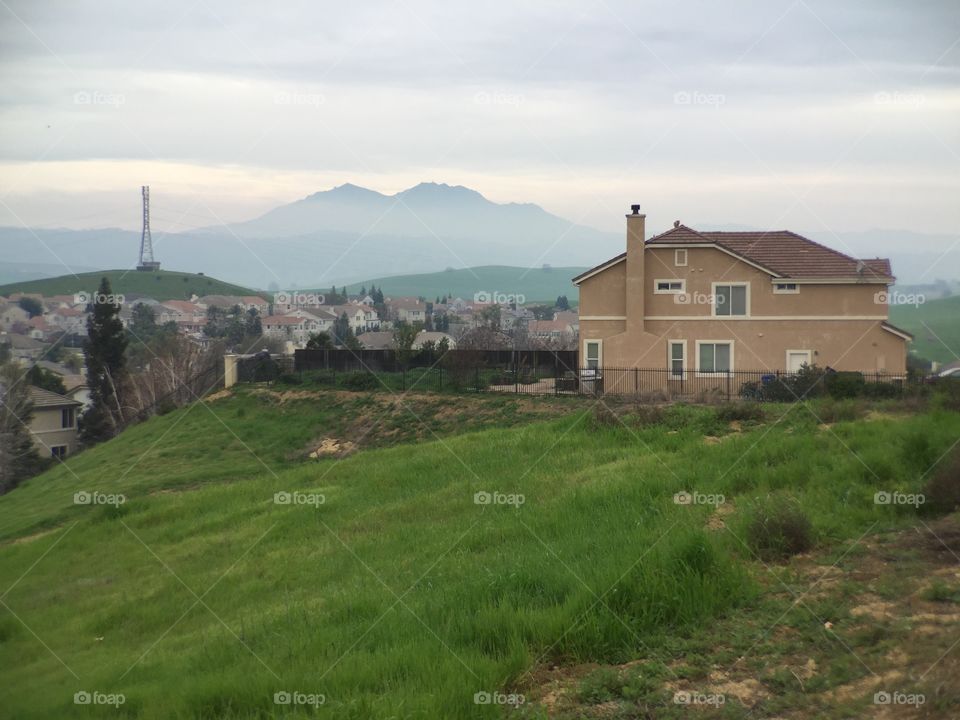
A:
726;370;731;401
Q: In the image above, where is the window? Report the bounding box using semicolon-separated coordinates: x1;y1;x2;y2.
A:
675;249;688;267
654;279;686;294
774;282;799;294
51;446;67;459
698;342;733;374
584;340;602;370
713;284;748;316
786;350;812;372
61;407;75;428
668;341;685;378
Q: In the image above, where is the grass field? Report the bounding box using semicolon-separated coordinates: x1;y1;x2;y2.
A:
0;269;264;302
0;388;958;718
891;294;960;365
325;265;586;304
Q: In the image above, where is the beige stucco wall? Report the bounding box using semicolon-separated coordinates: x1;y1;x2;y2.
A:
29;406;79;456
577;244;907;374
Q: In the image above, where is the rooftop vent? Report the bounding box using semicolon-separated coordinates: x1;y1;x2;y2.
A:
630;204;641;215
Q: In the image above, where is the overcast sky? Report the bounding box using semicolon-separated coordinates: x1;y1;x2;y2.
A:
0;0;957;239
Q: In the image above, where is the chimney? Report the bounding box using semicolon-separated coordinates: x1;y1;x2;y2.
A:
625;204;646;333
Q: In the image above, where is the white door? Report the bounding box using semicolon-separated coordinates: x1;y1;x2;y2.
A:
787;350;811;372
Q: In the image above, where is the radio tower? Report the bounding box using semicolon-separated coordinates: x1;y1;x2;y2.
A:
136;185;161;271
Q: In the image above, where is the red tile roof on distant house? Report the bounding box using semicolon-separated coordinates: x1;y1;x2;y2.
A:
573;224;895;284
162;300;203;314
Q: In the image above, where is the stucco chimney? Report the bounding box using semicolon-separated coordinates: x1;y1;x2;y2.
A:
626;205;646;333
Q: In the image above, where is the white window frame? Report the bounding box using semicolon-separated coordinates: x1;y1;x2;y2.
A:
773;282;800;294
583;339;602;370
675;249;688;267
695;340;735;376
711;282;750;317
668;340;686;378
785;349;812;372
654;279;686;294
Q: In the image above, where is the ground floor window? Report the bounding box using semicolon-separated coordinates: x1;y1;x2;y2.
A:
51;445;68;459
669;340;685;378
584;340;602;370
697;341;732;373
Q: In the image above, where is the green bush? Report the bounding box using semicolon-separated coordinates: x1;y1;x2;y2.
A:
591;404;621;428
745;494;815;560
826;371;865;399
815;398;866;423
277;373;302;385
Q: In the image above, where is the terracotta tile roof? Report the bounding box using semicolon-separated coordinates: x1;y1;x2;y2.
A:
646;225;894;280
573;225;895;283
262;315;303;325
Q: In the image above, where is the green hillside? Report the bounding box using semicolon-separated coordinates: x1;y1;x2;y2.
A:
890;294;960;364
0;269;264;302
1;386;957;718
327;265;586;303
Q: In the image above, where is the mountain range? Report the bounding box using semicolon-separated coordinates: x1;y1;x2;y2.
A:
0;182;956;290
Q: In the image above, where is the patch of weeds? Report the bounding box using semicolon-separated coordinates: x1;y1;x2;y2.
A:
715;402;764;423
815;398;866;423
591;404;622;429
921;581;960;603
743;494;815;560
631;405;666;427
922;447;960;514
577;667;625;703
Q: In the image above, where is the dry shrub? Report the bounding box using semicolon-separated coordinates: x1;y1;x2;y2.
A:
923;448;960;514
745;494;815;560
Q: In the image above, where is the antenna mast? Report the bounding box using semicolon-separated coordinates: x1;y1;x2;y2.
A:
136;185;161;271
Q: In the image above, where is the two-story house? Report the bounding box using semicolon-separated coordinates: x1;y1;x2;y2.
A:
573;206;910;383
27;386;82;458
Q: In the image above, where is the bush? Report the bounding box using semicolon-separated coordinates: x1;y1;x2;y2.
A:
591;404;621;428
745;495;815;560
715;402;764;423
632;405;666;427
861;381;902;399
278;373;302;385
814;398;866;423
933;379;960;412
922;448;960;514
341;371;379;391
826;371;865;399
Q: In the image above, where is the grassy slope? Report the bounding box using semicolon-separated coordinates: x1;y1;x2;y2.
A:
325;265;586;304
0;390;957;719
891;294;960;364
0;269;264;302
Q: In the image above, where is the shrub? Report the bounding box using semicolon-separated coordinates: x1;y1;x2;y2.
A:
341;371;379;391
815;398;866;423
715;402;764;423
932;379;960;412
922;448;960;514
826;371;865;399
632;405;666;427
278;373;302;385
861;381;902;399
745;495;815;560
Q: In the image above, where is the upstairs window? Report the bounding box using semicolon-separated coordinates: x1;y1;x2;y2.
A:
675;249;688;267
773;282;799;294
655;279;685;294
714;284;748;316
61;407;75;428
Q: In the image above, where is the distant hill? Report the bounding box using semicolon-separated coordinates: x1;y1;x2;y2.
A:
890;294;960;364
321;265;586;303
0;269;264;302
0;183;622;290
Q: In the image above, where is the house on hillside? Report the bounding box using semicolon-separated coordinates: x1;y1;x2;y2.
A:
573;206;911;380
390;298;426;324
27;387;81;459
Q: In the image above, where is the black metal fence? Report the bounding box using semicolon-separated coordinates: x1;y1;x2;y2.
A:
269;355;922;401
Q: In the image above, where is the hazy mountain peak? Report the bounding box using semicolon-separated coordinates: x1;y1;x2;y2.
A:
396;182;486;203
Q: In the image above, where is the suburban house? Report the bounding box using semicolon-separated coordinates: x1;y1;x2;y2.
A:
573;206;911;380
27;386;82;458
390;298;427;324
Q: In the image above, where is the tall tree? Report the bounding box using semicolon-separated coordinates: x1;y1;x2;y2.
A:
81;277;127;443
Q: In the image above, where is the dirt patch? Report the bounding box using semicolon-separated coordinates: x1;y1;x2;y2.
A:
308;438;357;459
205;388;233;402
6;526;61;545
